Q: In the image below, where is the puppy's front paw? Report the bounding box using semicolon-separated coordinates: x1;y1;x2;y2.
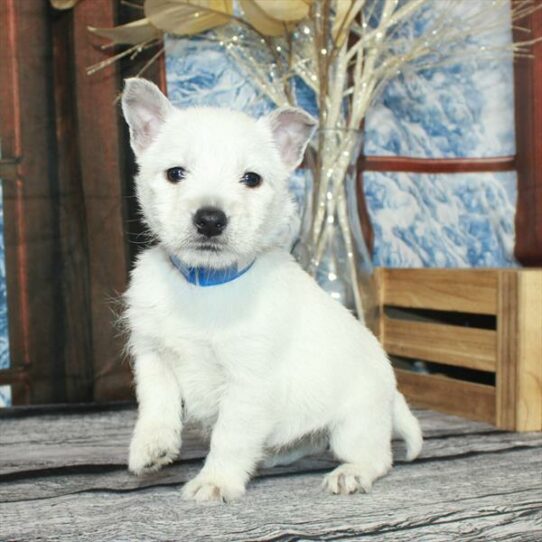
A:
128;422;181;475
182;472;246;503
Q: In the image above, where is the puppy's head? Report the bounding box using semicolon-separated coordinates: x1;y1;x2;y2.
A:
122;78;316;268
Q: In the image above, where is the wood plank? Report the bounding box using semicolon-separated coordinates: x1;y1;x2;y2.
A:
513;7;542;265
383;317;496;372
362;155;516;173
0;406;497;476
378;268;498;315
516;271;542;430
412;407;495;436
497;270;542;431
2;405;539;538
0;447;540;541
0;0;31;406
0;408;135;475
497;270;520;430
396;369;496;424
51;4;95;402
2;431;541;502
72;0;132;401
0;0;65;403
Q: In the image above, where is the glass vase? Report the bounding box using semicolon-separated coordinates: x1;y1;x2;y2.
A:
293;129;379;334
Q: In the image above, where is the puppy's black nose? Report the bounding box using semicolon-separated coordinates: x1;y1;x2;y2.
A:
193;207;228;238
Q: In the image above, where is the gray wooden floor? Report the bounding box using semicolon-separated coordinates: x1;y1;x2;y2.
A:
1;404;541;541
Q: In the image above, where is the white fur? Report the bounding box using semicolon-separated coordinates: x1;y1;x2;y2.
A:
122;78;422;502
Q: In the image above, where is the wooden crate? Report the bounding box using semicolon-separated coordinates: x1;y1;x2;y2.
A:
376;269;542;431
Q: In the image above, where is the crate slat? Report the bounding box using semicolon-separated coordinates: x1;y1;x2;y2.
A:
496;271;518;430
497;271;542;431
516;272;542;431
395;369;496;424
379;269;498;315
383;318;497;372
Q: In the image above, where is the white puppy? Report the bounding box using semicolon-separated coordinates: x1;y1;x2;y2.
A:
122;78;422;502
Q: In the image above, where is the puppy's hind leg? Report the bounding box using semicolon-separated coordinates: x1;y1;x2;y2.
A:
324;407;393;495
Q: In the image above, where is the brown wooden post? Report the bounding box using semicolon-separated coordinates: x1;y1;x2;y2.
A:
71;0;132;401
513;8;542;265
50;6;95;402
0;0;31;403
496;270;542;431
0;0;67;403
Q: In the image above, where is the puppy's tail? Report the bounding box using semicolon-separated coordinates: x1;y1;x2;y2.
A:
392;391;423;461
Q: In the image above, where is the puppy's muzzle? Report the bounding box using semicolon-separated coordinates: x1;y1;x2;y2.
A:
193;207;228;238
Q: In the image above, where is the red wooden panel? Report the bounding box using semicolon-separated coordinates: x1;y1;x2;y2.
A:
362;155;516;174
0;0;31;404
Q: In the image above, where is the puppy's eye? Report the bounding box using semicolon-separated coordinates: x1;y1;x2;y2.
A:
240;171;262;188
166;167;186;183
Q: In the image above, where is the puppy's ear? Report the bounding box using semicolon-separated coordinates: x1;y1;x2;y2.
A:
263;107;317;171
121;78;173;155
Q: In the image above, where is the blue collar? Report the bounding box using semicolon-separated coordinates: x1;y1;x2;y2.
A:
170;255;255;287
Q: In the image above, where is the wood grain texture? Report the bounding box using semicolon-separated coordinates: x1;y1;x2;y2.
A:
2;473;539;542
378;268;498;315
0;403;541;542
362;155;516;173
0;406;497;477
51;5;95;403
72;0;131;401
513;6;542;265
383;317;496;372
396;369;496;424
0;0;31;405
379;268;541;430
0;0;63;403
516;271;542;430
497;270;542;431
3;430;542;503
497;270;519;430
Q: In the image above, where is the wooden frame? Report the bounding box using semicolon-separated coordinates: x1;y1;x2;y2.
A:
377;268;542;431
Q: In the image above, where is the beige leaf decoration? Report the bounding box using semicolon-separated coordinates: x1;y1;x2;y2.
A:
50;0;80;9
89;18;162;45
253;0;311;22
145;0;233;36
239;0;285;36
